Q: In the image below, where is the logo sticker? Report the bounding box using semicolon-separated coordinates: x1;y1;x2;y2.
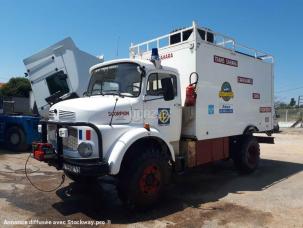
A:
158;108;170;125
219;82;234;101
208;105;214;115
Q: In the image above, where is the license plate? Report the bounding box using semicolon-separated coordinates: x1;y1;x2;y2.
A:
63;163;80;174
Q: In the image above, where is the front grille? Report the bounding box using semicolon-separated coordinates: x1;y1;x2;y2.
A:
47;124;57;149
47;125;78;151
63;127;78;151
59;110;76;121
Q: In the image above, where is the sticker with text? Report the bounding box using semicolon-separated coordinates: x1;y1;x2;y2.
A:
219;104;233;114
238;76;253;85
252;93;260;99
214;55;238;67
260;107;272;113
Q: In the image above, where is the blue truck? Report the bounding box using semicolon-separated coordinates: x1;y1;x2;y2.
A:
0;114;41;151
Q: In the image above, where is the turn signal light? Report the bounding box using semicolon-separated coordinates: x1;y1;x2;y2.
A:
144;123;150;131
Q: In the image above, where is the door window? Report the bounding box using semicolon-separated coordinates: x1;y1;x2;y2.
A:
146;73;177;97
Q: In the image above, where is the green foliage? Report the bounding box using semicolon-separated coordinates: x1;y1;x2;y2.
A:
0;77;31;98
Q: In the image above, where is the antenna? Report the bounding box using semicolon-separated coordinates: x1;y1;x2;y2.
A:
116;36;120;57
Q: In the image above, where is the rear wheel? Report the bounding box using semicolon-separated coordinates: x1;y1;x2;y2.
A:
232;136;260;174
6;126;28;152
117;143;172;209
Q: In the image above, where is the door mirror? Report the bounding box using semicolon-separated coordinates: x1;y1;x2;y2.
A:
161;77;175;101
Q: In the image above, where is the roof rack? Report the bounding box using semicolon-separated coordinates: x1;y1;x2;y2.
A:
130;21;274;64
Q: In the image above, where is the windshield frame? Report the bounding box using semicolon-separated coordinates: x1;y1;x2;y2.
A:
86;62;143;98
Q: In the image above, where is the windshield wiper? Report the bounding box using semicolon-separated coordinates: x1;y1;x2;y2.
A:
103;90;124;98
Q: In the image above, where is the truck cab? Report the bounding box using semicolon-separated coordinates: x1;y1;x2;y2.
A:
23;37;101;118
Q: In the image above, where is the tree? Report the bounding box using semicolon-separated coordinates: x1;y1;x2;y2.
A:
289;98;296;107
0;77;31;98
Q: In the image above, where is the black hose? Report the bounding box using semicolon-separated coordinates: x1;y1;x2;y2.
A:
25;152;65;192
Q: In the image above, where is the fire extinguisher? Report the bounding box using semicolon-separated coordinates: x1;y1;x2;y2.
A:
185;72;199;106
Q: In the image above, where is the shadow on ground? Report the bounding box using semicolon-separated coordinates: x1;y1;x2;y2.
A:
51;158;303;224
0;148;30;155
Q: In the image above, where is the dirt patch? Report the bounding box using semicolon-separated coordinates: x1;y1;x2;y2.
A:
201;202;273;226
157;202;273;227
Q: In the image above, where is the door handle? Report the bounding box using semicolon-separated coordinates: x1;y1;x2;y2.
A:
174;103;181;107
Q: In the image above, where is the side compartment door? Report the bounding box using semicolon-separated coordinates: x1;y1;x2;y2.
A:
143;72;182;142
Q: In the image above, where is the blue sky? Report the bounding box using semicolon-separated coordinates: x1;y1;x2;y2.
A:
0;0;302;102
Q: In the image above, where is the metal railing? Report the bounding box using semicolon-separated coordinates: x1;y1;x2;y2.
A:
130;21;274;63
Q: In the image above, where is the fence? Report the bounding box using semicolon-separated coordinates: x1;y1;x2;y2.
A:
276;108;303;123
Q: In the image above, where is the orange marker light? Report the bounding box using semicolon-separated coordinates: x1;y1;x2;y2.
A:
144;123;150;131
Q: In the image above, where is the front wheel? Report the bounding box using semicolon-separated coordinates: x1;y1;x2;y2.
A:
117;145;172;209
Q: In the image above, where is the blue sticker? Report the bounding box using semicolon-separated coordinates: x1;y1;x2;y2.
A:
158;108;170;125
208;105;214;115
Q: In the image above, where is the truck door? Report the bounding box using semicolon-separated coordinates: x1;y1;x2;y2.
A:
144;72;182;142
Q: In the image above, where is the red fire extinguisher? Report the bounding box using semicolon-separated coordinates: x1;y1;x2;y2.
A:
185;72;199;106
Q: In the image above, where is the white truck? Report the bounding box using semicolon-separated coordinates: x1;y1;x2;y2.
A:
23;37;101;118
33;22;274;208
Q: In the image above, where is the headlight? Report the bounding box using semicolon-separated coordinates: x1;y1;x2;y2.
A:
77;142;93;158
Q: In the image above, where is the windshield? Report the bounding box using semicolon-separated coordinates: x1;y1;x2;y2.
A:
87;63;142;97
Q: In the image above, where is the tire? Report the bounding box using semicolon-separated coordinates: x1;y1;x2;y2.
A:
117;142;172;209
232;136;260;174
6;126;28;152
274;125;280;133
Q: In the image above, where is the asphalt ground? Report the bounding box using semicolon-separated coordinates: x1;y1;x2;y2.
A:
0;128;302;227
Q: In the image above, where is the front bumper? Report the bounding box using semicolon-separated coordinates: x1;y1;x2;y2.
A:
62;158;109;176
36;120;109;177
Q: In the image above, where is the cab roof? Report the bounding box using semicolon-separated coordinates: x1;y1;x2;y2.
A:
89;58;178;75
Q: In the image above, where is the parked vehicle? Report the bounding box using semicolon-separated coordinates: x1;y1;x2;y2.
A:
23;37;101;118
33;22;274;208
0;98;40;151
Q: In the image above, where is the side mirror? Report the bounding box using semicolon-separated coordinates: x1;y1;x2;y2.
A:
83;91;88;96
276;114;280;118
161;77;175;101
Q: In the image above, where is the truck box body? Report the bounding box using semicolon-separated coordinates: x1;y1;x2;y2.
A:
130;23;274;140
23;37;100;118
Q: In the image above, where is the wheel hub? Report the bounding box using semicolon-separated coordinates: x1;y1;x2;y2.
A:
10;133;20;145
139;165;161;194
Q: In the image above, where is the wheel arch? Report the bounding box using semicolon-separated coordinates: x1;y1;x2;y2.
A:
243;125;259;135
107;128;175;175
